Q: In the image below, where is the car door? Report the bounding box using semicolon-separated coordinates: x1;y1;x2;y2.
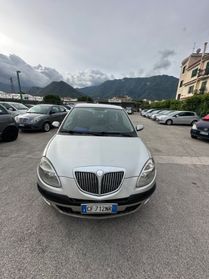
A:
49;106;61;123
0;105;11;133
174;112;187;124
184;112;196;124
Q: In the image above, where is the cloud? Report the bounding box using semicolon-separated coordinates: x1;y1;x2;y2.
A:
66;69;115;88
153;49;176;71
0;54;63;88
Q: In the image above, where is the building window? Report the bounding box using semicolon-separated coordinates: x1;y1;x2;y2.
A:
179;80;183;87
177;94;181;100
205;62;209;75
199;81;207;94
188;85;194;94
191;68;198;78
182;66;186;74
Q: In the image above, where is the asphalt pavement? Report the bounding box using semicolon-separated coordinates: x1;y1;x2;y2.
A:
0;114;209;279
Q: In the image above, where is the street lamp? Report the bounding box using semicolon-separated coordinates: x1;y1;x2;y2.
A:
16;70;23;102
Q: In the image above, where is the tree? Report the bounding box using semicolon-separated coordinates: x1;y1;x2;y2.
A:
77;96;93;102
43;95;62;105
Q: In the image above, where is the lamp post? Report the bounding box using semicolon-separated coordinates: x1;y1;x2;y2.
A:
16;70;23;102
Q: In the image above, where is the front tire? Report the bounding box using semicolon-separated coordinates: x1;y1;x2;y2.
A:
2;126;18;142
42;122;50;132
166;119;173;125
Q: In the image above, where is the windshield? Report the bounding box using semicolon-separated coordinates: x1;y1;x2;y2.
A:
11;103;28;110
28;105;51;114
60;107;137;137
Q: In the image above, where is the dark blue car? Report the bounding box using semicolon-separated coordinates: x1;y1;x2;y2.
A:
191;114;209;140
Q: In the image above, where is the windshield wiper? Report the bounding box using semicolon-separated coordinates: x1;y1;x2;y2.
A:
59;130;99;135
59;130;134;137
93;131;134;137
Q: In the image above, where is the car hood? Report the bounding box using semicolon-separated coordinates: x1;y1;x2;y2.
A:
197;120;209;128
45;135;150;178
18;113;46;119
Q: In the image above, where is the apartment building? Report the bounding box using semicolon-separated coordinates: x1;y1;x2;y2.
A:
176;42;209;100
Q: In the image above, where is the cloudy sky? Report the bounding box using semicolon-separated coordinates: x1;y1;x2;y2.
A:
0;0;209;87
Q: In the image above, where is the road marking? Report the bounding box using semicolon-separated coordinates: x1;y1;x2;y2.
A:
155;156;209;165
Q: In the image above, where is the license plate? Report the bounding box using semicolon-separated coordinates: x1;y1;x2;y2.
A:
81;203;118;214
19;124;25;127
200;131;208;135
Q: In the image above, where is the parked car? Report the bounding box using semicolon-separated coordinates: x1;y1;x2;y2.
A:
157;111;199;125
0;102;28;116
37;104;156;218
143;109;155;117
0;104;19;142
141;109;149;116
147;110;161;119
15;104;67;132
154;110;173;121
191;114;209;140
125;107;133;115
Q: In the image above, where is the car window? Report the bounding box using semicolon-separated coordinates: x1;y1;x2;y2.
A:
11;103;28;110
0;105;8;115
51;106;60;113
60;106;66;112
184;112;195;116
0;103;15;111
28;105;51;114
177;112;187;117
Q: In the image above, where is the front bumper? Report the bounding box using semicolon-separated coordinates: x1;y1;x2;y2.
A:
37;183;156;218
191;129;209;140
18;123;41;130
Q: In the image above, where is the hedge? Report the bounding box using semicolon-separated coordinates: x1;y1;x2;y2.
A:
149;94;209;116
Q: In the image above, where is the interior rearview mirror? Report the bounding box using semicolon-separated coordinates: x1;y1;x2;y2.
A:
136;124;144;131
52;121;60;128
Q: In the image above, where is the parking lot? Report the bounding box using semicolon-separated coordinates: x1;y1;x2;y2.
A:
1;113;209;279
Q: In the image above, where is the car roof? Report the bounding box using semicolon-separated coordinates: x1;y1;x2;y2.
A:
74;103;122;110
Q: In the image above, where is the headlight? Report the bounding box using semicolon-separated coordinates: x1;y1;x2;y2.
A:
33;117;41;123
136;158;156;188
38;157;61;187
15;116;19;122
192;123;197;130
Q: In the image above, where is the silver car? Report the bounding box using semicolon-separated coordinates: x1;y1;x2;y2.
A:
0;102;28;116
157;111;199;125
37;104;156;218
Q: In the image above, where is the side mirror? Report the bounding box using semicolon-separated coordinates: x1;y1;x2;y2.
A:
9;107;15;111
50;111;55;114
136;124;144;131
52;121;60;128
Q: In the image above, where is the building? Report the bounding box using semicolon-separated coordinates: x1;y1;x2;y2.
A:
0;91;43;102
176;42;209;100
108;95;132;103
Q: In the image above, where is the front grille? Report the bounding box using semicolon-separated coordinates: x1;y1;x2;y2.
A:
19;118;28;124
101;172;124;194
198;126;209;132
75;171;98;194
75;170;124;195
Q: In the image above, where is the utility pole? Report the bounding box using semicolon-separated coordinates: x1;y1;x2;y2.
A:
9;77;15;93
16;70;23;102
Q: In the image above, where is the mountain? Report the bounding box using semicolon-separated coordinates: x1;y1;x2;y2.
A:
79;75;178;100
37;81;83;98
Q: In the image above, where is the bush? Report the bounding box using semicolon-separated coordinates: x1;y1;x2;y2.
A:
148;93;209;116
43;95;62;105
